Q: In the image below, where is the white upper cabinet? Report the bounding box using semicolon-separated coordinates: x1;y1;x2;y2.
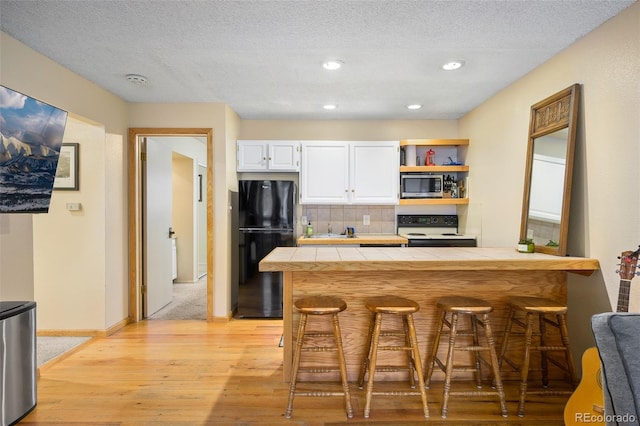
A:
299;141;350;204
237;140;300;172
350;142;399;204
299;141;399;205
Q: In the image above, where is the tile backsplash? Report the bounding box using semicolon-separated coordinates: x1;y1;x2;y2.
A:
300;205;396;236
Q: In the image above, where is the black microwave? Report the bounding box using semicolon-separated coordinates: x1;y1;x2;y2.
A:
400;174;443;198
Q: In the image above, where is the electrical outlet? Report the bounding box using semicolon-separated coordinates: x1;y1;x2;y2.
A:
363;215;370;225
301;215;308;225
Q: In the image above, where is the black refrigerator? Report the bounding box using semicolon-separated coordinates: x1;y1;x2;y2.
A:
236;180;295;318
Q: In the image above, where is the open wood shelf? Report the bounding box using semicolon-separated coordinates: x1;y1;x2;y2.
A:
400;139;470;205
399;198;469;205
400;138;469;146
400;165;469;173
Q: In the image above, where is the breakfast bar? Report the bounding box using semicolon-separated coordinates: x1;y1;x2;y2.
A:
259;246;599;382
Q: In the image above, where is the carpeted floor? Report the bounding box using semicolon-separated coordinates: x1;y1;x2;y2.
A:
37;336;91;367
147;277;207;320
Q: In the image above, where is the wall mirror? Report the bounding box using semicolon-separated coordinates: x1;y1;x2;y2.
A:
520;84;580;256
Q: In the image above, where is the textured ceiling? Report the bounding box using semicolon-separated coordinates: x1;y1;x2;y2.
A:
0;0;635;120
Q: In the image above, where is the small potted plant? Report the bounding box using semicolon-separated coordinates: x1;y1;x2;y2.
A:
518;238;535;253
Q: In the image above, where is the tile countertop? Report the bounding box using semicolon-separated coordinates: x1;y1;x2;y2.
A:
296;234;408;245
261;246;600;274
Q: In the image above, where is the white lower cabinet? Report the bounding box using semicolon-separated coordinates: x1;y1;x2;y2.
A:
299;141;399;205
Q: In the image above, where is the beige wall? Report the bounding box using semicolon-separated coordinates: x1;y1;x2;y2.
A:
239;119;457;140
33;116;108;330
459;2;640;356
0;33;129;332
223;106;241;315
105;132;127;328
0;215;34;300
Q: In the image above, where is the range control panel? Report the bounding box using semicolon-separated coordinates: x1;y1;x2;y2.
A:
397;214;458;228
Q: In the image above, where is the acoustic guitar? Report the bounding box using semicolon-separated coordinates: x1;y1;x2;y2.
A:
563;248;640;425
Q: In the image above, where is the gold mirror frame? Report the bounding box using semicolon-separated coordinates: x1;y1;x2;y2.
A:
520;84;580;256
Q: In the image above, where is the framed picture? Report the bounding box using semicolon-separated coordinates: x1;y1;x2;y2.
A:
54;143;79;190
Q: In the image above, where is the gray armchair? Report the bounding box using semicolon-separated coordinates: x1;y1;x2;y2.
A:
591;312;640;425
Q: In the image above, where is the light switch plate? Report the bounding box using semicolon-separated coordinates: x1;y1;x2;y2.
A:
66;202;81;211
363;215;370;225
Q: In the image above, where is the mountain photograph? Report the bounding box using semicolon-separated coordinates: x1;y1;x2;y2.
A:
0;85;68;213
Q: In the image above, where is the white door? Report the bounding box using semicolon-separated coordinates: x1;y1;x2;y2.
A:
197;164;207;278
143;139;174;317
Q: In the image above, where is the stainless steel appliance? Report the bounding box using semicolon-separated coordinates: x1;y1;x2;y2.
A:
400;174;443;198
235;180;295;318
0;301;36;426
397;214;477;247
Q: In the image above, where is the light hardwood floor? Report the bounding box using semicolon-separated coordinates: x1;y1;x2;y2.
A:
25;319;568;425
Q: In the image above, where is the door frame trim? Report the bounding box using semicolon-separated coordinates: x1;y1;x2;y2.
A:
128;128;214;322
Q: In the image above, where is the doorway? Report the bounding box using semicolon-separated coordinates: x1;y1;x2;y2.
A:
128;128;214;322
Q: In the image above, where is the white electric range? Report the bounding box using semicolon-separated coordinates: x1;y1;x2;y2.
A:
397;214;477;247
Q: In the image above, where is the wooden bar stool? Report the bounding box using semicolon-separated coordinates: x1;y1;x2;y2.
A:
424;296;507;419
357;295;429;419
498;296;577;417
285;296;353;419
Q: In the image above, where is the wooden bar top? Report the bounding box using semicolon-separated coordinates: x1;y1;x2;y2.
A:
259;246;599;273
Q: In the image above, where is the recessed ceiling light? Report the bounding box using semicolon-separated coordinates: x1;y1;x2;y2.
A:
125;74;148;85
442;60;465;71
322;60;344;70
407;104;422;110
323;104;337;110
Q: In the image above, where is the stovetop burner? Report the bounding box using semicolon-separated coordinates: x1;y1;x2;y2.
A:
405;232;463;237
397;214;477;247
398;233;474;240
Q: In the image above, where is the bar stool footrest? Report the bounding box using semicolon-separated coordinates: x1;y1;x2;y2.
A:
301;346;338;353
448;390;503;397
303;332;336;338
524;389;574;396
298;367;342;374
293;390;352;397
378;345;413;351
373;365;413;373
371;390;425;397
